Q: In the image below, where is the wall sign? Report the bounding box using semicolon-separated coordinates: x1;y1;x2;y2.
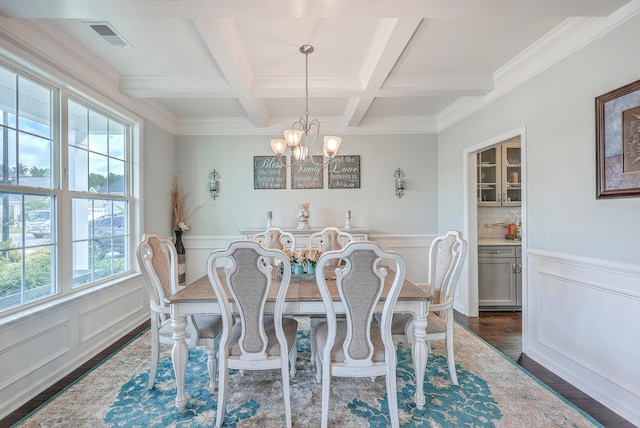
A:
291;156;323;189
329;155;360;189
254;156;286;189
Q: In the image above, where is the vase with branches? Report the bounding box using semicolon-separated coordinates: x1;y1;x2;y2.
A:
170;175;192;287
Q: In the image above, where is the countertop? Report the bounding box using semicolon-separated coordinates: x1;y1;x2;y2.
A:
478;238;521;246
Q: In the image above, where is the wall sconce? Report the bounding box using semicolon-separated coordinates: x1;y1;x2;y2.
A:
394;168;406;198
209;169;220;199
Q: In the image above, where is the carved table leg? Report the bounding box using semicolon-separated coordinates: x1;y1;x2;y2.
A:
411;313;428;410
172;315;189;411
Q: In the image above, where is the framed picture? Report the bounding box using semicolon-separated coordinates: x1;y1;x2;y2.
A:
253;156;286;189
595;79;640;198
329;155;360;189
291;156;323;189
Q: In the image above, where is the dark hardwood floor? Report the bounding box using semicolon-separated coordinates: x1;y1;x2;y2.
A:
455;311;635;428
2;313;635;427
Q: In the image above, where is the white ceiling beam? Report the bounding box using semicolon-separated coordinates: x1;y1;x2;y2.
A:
190;17;269;127
346;17;422;127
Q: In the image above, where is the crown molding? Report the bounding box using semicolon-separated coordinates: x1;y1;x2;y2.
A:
175;114;437;136
437;0;640;132
0;17;177;134
120;76;232;97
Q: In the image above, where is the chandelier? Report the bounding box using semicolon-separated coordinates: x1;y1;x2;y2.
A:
270;44;341;166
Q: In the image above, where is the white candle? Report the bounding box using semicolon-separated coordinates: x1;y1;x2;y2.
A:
267;211;272;219
346;210;351;218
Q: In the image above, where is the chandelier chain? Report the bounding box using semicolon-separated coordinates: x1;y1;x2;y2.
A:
304;48;310;132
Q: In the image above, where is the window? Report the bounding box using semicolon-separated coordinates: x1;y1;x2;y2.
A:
0;59;135;313
0;65;56;311
69;100;130;287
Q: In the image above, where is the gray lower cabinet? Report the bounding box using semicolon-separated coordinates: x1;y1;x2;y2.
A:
478;245;522;311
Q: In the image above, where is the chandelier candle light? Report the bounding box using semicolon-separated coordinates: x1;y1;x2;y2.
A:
270;45;341;166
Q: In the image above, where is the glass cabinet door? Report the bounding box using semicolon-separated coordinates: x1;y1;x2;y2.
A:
477;139;521;207
477;147;501;206
502;143;521;206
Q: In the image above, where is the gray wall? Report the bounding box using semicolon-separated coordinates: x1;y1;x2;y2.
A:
141;120;176;237
437;12;640;424
174;134;439;236
438;15;640;264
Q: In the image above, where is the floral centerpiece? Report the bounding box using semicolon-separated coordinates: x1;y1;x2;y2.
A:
282;248;297;267
302;248;321;269
298;248;322;274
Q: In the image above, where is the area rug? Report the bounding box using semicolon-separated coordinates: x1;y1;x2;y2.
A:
14;319;601;427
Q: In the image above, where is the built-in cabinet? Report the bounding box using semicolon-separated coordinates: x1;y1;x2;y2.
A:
477;141;521;207
478;245;522;311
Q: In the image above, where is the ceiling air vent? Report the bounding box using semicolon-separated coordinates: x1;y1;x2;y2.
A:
87;22;131;47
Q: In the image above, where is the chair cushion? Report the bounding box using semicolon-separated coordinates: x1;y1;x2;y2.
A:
391;312;447;335
158;318;176;339
158;315;222;340
315;320;386;362
192;314;223;338
229;316;298;357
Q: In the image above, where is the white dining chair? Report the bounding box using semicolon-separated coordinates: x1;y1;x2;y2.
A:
313;241;406;428
251;227;296;252
390;230;468;385
306;227;354;363
307;226;353;263
207;240;298;428
136;233;222;390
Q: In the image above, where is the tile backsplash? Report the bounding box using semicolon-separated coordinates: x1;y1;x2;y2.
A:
477;207;522;239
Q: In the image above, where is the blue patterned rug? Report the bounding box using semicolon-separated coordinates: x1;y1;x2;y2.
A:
15;322;601;427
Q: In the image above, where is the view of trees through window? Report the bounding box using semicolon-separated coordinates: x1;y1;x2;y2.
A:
0;62;133;313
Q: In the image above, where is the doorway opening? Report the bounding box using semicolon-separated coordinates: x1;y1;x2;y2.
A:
462;126;526;335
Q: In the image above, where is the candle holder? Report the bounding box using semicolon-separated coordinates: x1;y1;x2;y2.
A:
344;210;352;230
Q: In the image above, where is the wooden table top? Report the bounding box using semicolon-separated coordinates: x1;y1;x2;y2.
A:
168;267;431;304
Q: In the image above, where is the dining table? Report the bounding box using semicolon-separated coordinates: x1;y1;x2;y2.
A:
167;267;432;412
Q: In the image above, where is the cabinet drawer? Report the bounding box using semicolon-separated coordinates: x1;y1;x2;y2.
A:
478;245;516;258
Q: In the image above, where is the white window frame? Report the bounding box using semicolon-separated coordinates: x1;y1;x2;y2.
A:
0;54;141;316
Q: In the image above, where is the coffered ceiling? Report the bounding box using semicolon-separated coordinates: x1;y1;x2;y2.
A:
0;0;634;135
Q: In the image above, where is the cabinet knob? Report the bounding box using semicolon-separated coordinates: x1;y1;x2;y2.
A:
489;250;501;254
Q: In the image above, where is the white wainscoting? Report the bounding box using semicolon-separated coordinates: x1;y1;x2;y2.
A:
0;275;148;419
525;249;640;426
183;233;434;286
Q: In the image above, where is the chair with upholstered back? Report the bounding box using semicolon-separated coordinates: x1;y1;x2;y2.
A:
314;241;406;428
251;227;296;252
136;233;222;390
207;240;298;428
307;227;354;362
307;227;353;266
390;230;468;385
